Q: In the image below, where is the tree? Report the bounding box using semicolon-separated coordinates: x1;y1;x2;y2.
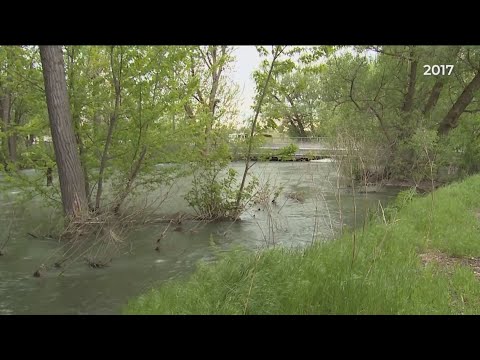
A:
254;46;332;137
260;71;324;136
40;46;88;220
235;46;285;213
94;45;122;211
321;45;480;181
179;46;237;156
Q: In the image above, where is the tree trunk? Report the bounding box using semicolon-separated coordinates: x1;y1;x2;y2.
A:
285;93;308;137
288;117;307;137
113;145;147;214
200;46;227;156
89;113;101;205
402;49;417;113
25;136;30;148
40;46;88;220
8;133;16;163
1;93;16;164
95;46;122;211
46;167;53;186
78;136;90;207
67;46;92;209
423;79;444;116
295;118;307;137
8;107;22;163
438;70;480;135
95;113;116;210
184;103;195;120
1;48;16;165
1;94;11;166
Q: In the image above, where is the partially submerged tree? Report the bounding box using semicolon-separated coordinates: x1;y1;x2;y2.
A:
235;46;285;214
40;45;88;220
2;44;480;234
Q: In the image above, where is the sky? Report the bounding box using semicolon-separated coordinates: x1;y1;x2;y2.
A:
229;46;262;121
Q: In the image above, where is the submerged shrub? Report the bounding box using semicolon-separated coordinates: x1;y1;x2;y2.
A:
185;164;258;220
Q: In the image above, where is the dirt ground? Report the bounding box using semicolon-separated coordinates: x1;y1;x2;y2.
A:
419;250;480;279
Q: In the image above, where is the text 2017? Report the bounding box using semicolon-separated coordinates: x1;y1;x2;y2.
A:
423;65;454;76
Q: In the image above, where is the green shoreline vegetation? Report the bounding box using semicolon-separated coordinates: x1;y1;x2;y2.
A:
124;175;480;314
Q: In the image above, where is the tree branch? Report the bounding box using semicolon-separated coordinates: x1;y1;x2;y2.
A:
423;79;444;116
438;70;480;135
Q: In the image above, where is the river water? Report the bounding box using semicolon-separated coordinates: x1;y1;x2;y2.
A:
0;161;400;314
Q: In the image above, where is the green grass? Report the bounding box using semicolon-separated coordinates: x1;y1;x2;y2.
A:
124;175;480;314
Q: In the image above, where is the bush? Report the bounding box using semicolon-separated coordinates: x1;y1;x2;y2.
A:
276;143;298;161
185;164;258;220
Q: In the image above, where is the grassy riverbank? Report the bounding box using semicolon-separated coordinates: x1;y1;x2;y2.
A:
124;175;480;314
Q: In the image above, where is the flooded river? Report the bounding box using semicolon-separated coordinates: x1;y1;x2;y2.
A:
0;161;400;314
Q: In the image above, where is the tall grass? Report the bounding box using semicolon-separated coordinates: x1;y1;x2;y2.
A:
124;175;480;314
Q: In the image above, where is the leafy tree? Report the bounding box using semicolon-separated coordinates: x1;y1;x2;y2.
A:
321;45;480;181
254;46;332;137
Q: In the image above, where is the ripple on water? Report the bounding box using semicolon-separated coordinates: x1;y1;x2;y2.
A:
0;308;13;315
0;162;401;314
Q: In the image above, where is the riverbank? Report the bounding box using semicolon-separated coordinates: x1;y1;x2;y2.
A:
383;178;444;193
124;174;480;314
